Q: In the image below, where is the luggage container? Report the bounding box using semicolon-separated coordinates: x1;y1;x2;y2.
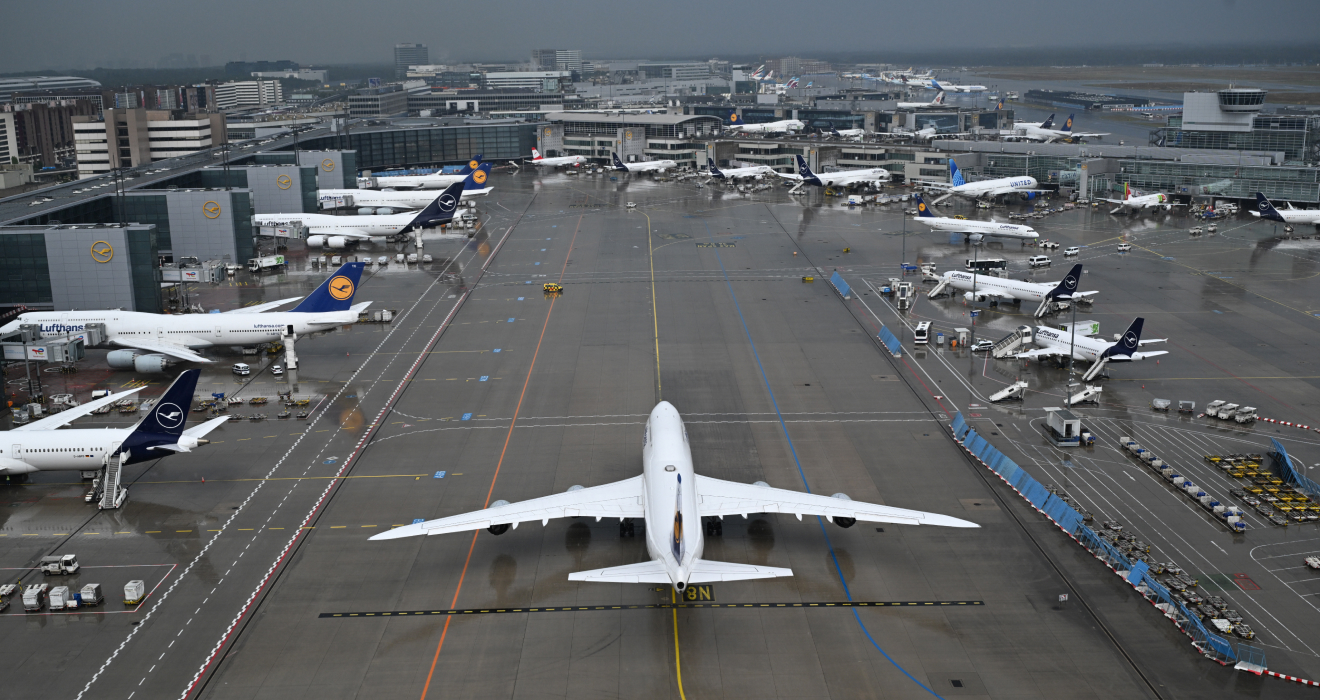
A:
23;584;49;611
50;585;71;609
1234;407;1257;423
1178;400;1196;413
124;580;146;605
1150;459;1164;469
80;583;103;606
1152;398;1171;412
1173;475;1186;487
1160;465;1174;478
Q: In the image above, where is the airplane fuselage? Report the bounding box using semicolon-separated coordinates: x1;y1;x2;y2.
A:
642;402;702;588
950;176;1040;199
2;428;135;474
254;212;419;237
710;166;775;180
622;160;678;173
532;155;587;167
942;271;1049;301
364;173;464;190
318;188;486;210
805;168;890;188
1033;326;1108;363
729;120;804;134
2;309;357;353
914;216;1038;240
1253;208;1320;225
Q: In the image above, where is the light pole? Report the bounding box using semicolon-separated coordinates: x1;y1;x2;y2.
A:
1067;294;1078;407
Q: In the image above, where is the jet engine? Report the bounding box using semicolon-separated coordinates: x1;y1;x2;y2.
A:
375;208;394;216
306;235;327;248
327;236;349;249
487;500;511;535
831;493;857;528
967;233;985;243
107;350;171;373
964;291;992;304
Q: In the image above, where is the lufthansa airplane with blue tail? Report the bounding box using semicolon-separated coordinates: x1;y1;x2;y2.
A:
1;262;370;365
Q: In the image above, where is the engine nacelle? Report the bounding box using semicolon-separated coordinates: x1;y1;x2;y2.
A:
831;493;856;528
967;233;985;243
487;499;511;535
133;354;171;373
306;235;327;248
964;291;990;303
327;236;349;250
376;208;394;216
107;350;170;372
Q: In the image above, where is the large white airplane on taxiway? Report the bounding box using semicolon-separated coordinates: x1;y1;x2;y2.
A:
897;92;947;109
930;79;987;94
725;119;805;134
371;401;977;592
785;154;889;189
1;263;370;364
910;194;1039;242
1002;114;1109;143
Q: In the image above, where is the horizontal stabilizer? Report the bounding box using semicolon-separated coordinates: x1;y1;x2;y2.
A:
568;560;670;583
688;559;793;583
224;297;303;314
183;415;230;439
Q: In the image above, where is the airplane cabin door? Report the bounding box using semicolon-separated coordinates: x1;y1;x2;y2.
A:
11;445;21;461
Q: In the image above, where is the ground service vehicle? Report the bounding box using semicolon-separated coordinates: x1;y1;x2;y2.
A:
914;322;931;344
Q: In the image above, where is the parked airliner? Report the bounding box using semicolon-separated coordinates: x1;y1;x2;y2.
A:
911;194;1039;242
1017;317;1167;380
255;181;464;247
527;148;588;168
933;263;1097;318
706;158;775;181
362;155;482;190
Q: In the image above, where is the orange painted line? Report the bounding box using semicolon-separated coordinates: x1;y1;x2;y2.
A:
419;216;583;700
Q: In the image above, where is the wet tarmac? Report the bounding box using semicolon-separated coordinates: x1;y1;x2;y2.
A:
3;169;1320;699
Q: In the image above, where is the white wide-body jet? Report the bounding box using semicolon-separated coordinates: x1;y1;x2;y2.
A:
725;119;804;134
362;155;483;190
897;92;947;109
255;181;464;248
320;164;492;211
528;148;588;168
788;155;889;189
916;161;1047;204
1100;184;1184;214
1003;114;1108;143
0;369;226;477
830;128;866;140
1016;317;1167;381
705;158;776;181
911;194;1039;242
1253;192;1320;227
612;152;677;173
371;401;977;592
933;263;1096;318
1;263;369;364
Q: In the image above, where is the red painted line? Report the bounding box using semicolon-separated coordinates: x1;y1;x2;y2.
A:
182;224;522;700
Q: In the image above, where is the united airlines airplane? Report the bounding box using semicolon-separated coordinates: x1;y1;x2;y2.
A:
372;401;977;592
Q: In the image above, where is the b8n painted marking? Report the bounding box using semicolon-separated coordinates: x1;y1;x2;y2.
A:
684;585;715;601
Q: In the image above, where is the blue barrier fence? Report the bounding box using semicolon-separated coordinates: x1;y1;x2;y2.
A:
1272;438;1320;499
877;327;902;357
950;412;1241;664
830;271;851;299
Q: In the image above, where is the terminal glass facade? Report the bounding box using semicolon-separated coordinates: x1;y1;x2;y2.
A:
1154;115;1320;162
0;233;52;304
297;125;536;171
115;195;172;251
126;228;162;313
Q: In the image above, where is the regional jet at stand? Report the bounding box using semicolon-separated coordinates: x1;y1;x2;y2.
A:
371;401;977;593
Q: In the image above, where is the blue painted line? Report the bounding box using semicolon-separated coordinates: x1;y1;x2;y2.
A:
461;413;472;421
1213;310;1223;314
711;248;946;700
525;281;532;284
413;518;425;524
534;262;541;266
493;348;501;353
433;471;446;479
518;297;524;301
508;318;515;322
479;376;488;382
541;248;547;251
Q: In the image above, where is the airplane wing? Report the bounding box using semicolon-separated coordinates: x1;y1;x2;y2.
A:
908;180;951;190
1133;350;1168;359
1015;347;1069;360
307;227;374;240
224;296;303;314
369;476;646;540
111;338;213;363
693;475;977;527
568;560;671;583
1097;198;1127;205
12;388;145;432
1070;132;1110;138
1138;338;1166;345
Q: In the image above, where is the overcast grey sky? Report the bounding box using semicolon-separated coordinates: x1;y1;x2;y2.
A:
3;0;1318;72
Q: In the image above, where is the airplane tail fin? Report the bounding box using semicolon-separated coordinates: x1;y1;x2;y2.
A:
913;194;936;217
1103;317;1144;359
931;80;944;91
612;152;627;170
1061;114;1075;133
463;163;491;191
1255;192;1285;221
933;91;946;105
949;160;966;187
1049;264;1083;299
1041;113;1056;129
995;99;1003;110
401;181;463;231
706;158;724;178
794;155;821;185
531;148;543;160
290;261;367;313
456;154;484;175
122;369;200;451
